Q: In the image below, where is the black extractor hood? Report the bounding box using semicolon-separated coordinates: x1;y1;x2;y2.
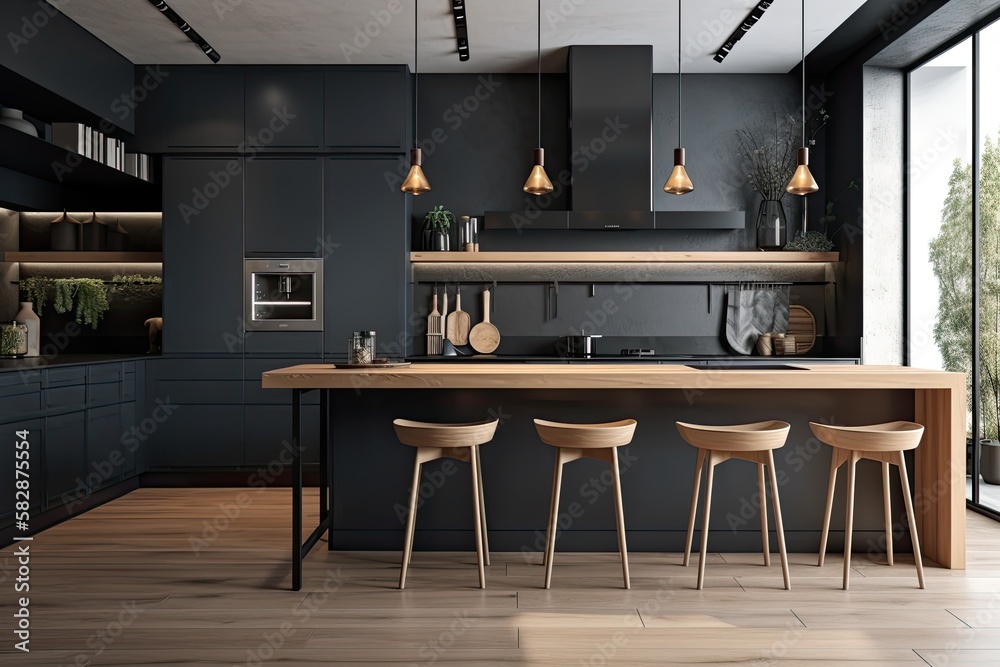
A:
486;45;743;232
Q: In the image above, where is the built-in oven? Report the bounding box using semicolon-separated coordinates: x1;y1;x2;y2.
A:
244;259;323;331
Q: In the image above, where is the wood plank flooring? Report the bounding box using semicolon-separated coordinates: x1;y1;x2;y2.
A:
1;488;998;665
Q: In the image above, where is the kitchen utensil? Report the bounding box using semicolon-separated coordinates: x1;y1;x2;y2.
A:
441;286;448;331
787;305;816;354
783;335;797;356
426;288;442;355
756;333;773;356
559;332;602;358
469;288;500;354
447;286;471;345
773;333;786;356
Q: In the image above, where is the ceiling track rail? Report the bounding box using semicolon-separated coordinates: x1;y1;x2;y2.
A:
452;0;470;61
146;0;221;63
713;1;773;64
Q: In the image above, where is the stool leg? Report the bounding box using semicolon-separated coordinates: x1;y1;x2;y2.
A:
882;460;894;566
610;447;630;590
818;452;841;567
697;452;717;590
843;451;859;591
470;445;486;589
683;448;706;567
766;450;791;591
544;449;566;589
758;462;770;567
475;446;490;567
399;451;424;590
896;451;926;589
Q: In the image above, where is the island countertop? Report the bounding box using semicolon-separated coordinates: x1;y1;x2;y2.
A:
264;362;966;570
262;362;964;391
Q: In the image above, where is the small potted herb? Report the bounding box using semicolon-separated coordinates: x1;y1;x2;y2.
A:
423;205;455;251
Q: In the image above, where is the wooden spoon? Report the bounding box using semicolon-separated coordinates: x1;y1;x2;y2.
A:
446;286;471;345
469;288;500;354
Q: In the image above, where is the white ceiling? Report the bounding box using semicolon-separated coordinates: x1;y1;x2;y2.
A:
57;0;866;73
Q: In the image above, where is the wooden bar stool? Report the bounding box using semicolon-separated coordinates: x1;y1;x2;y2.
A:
677;420;792;591
393;418;499;590
533;419;637;590
810;421;926;590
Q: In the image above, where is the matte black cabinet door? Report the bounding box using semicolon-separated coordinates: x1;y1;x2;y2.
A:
245;70;323;148
244;158;323;255
324;70;406;151
45;411;86;507
134;67;245;151
162;158;245;354
86;404;126;491
324;158;407;356
245;405;320;467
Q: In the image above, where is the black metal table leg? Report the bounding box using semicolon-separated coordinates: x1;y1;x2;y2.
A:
320;389;329;522
292;388;302;591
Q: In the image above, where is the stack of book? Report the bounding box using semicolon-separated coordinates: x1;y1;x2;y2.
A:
50;122;154;182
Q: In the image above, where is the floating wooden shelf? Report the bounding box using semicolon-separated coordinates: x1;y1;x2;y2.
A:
3;252;162;263
410;252;839;263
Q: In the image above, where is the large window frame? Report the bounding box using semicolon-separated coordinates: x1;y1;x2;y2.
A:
906;14;998;518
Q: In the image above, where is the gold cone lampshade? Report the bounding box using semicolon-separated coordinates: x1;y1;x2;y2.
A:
786;147;819;195
401;148;431;195
663;148;694;195
523;148;554;195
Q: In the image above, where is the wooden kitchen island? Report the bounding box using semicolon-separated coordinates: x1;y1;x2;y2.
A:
262;363;966;590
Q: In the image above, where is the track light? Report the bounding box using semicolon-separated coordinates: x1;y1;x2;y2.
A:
146;0;221;63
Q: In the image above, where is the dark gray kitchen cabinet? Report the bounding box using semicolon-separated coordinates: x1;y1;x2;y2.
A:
324;158;407;356
162;158;245;354
44;411;86;506
134;67;245;151
244;405;321;467
245;70;323;148
244;158;323;255
324;70;407;151
86;403;126;491
147;405;244;468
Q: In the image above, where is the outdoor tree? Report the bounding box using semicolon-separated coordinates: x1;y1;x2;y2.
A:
930;133;1000;440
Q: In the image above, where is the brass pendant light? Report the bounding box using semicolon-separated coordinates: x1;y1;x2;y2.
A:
401;0;431;195
786;0;819;196
663;0;694;195
523;0;553;196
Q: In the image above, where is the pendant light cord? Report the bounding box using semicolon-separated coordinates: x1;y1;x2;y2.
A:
678;0;682;146
801;0;805;145
537;0;542;148
414;0;419;147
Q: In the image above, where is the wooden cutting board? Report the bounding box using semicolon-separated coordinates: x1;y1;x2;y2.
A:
446;287;471;345
787;305;816;355
469;288;500;353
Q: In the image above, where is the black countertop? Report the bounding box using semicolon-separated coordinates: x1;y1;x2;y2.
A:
0;353;152;373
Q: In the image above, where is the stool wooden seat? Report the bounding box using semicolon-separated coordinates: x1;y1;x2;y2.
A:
393;419;499;590
677;420;791;591
534;419;637;590
810;421;926;590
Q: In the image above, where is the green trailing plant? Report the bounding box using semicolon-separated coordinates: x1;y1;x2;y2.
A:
54;279;109;329
423;205;454;232
110;274;162;293
19;276;54;315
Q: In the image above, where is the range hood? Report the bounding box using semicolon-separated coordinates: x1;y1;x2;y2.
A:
486;45;743;232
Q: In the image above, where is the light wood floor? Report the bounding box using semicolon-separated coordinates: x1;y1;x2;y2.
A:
3;488;1000;665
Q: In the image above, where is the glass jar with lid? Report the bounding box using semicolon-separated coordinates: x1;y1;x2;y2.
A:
0;321;28;358
348;331;377;365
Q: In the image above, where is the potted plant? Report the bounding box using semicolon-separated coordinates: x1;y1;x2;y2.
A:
736;115;799;250
423;205;455;251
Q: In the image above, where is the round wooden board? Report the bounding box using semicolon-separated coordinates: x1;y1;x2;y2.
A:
787;305;816;355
